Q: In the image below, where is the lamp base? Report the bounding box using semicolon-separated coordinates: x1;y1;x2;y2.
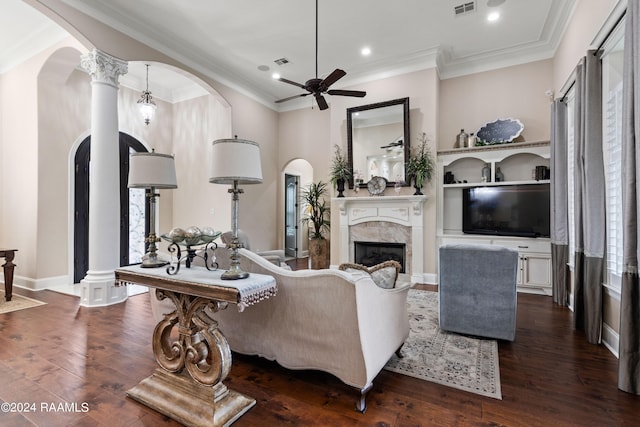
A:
140;251;168;268
221;267;249;280
140;260;169;269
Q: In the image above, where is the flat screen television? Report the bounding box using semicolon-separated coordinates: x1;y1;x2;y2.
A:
462;184;550;238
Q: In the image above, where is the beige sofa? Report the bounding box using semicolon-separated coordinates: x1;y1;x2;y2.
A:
150;247;411;412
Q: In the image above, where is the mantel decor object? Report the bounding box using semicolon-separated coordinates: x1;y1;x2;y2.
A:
406;132;435;195
329;144;351;198
475;118;524;145
367;176;387;196
210;137;263;280
128;150;177;268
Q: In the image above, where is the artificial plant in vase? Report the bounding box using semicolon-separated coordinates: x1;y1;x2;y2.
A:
329;144;352;197
300;181;331;269
406;132;435;195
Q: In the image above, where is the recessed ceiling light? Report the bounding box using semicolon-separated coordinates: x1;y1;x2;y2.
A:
272;73;280;80
361;47;371;56
257;65;270;72
487;11;500;22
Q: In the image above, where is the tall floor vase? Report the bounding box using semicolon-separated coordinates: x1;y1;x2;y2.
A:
308;238;329;269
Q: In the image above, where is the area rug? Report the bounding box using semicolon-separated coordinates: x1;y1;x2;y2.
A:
0;290;46;314
384;289;502;399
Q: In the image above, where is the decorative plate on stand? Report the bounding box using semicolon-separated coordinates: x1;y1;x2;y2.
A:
476;118;524;144
367;176;387;196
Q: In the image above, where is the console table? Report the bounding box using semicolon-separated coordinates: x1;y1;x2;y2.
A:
115;265;277;427
0;248;17;302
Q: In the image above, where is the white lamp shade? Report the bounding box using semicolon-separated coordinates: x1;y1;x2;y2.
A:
128;151;178;189
210;138;263;185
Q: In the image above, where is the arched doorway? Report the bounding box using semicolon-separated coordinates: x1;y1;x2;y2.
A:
73;132;149;283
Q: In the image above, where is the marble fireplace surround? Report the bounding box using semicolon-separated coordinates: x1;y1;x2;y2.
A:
333;195;427;283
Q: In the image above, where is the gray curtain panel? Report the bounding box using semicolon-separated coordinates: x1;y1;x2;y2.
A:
573;52;605;344
619;0;640;395
551;100;570;306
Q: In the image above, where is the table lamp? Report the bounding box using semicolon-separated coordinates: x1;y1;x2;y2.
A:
210;137;263;279
128;150;178;268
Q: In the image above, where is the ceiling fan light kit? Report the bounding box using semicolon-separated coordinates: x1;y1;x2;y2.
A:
274;0;366;110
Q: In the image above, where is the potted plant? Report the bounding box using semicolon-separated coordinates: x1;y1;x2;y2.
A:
301;181;330;269
406;132;435;195
329;144;352;197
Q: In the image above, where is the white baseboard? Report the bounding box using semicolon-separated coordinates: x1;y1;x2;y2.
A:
416;273;437;285
602;322;619;359
6;274;71;291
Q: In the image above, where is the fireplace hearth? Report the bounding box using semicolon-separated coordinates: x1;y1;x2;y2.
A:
354;241;406;273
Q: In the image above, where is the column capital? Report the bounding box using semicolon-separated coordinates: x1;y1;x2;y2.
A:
80;49;128;87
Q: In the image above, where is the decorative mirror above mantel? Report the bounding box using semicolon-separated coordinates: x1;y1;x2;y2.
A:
347;97;410;188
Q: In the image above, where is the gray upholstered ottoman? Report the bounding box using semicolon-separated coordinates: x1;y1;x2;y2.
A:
438;243;518;341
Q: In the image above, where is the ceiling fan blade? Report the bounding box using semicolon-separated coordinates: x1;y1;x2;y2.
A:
320;69;346;90
277;77;307;90
314;93;329;110
327;89;367;98
275;93;310;104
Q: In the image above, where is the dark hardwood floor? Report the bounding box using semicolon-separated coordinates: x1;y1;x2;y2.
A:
0;258;637;426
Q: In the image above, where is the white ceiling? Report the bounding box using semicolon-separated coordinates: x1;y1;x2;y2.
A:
2;0;577;110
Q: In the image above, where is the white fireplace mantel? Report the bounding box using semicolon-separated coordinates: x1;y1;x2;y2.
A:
332;195;427;283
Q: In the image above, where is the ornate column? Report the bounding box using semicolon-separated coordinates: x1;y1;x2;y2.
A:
79;49;128;307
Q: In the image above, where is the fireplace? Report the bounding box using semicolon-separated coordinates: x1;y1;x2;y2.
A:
354;241;406;273
333;195;427;283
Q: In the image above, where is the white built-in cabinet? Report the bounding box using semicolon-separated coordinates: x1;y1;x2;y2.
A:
436;141;552;296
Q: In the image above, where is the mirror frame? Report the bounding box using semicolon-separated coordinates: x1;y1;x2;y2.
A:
346;97;410;189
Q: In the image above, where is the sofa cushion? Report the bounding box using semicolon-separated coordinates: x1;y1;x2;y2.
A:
338;260;401;288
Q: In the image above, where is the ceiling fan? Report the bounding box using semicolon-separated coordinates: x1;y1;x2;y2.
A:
274;0;366;110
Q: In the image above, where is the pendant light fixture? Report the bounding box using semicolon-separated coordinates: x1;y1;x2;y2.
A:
137;64;156;126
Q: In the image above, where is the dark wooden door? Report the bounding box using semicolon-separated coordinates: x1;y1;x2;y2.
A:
73;133;148;283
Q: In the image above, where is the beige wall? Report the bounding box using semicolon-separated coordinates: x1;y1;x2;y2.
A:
439;59;554;149
1;38;88;284
1;48;40;279
553;0;620;93
37;52;91;280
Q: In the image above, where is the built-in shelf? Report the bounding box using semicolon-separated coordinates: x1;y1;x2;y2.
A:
437;140;550;156
436;139;552;296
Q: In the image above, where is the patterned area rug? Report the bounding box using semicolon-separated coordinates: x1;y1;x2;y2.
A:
384;289;502;399
0;290;46;314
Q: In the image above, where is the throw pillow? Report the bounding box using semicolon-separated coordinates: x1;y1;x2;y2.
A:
338;260;401;289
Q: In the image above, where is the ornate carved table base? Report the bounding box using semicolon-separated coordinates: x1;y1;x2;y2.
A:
127;369;255;427
115;266;276;427
126;289;255;427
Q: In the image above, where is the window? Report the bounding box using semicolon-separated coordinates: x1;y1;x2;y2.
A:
602;22;625;291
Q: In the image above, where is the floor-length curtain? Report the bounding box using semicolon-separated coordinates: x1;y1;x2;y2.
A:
619;0;640;395
551;100;570;306
573;52;605;344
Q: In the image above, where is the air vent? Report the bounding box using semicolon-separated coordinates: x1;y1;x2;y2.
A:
454;1;475;16
274;57;290;66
